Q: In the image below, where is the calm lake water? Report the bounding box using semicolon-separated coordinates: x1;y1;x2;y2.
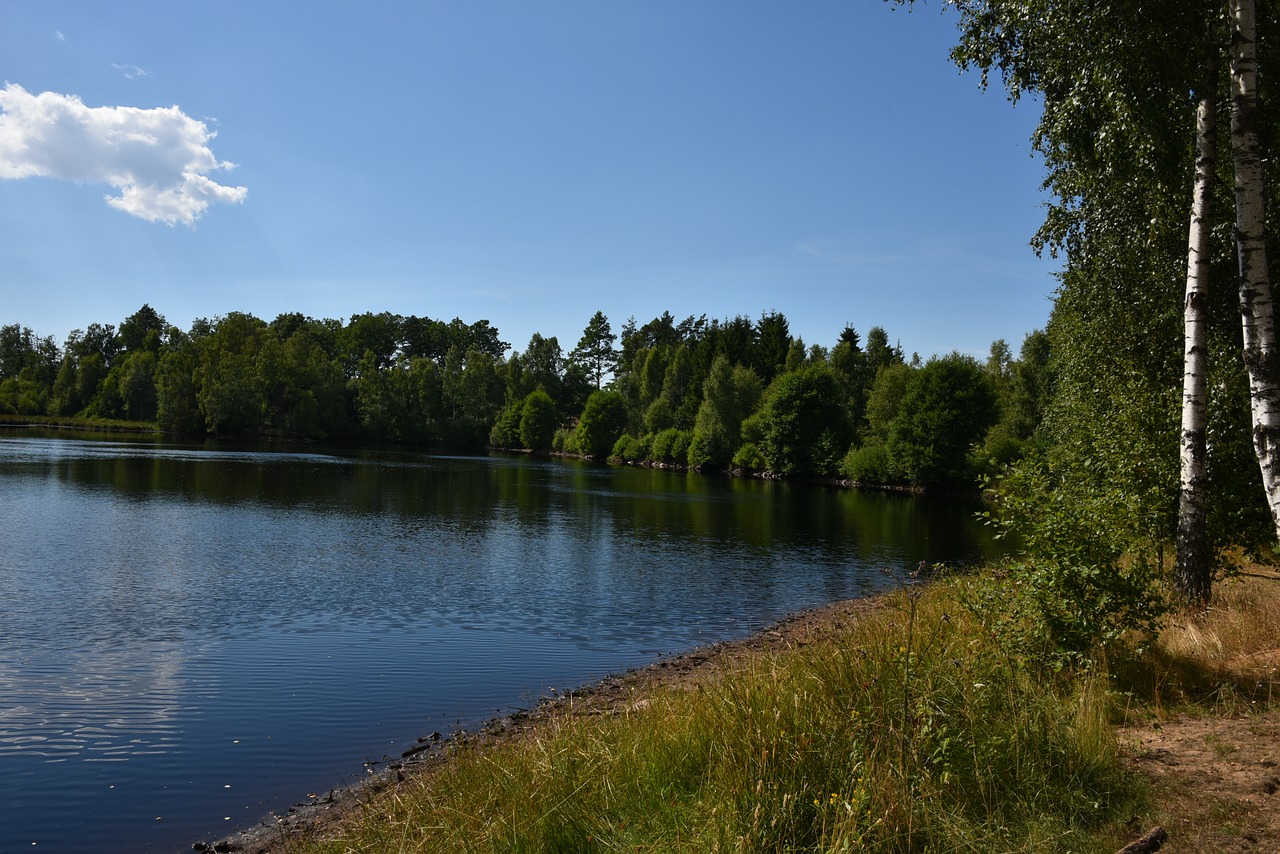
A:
0;432;999;853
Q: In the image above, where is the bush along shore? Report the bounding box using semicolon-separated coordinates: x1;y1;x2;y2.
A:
197;565;1280;854
501;447;939;496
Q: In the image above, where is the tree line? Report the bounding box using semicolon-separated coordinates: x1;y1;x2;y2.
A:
496;310;1049;492
0;307;510;446
0;304;1049;490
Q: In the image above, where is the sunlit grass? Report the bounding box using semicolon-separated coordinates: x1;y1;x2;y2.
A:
1165;571;1280;672
1117;569;1280;712
281;577;1144;853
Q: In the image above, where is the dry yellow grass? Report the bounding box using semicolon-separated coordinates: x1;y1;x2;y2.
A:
1141;569;1280;709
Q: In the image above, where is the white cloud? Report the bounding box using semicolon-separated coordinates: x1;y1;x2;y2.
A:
0;83;247;225
111;63;150;80
54;31;65;42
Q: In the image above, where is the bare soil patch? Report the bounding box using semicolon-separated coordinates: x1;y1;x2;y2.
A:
1124;710;1280;852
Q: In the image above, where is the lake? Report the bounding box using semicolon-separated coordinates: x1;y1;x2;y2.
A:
0;432;999;852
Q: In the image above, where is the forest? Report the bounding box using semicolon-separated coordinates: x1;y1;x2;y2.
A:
0;304;1046;492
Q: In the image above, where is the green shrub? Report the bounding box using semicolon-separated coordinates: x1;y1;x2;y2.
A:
976;458;1169;667
519;389;557;451
611;434;638;461
686;431;713;468
488;401;522;448
980;431;1026;471
553;425;580;455
739;410;764;445
644;397;674;434
650;427;692;464
732;442;765;471
649;428;674;461
840;443;898;485
575;389;628;458
671;430;691;464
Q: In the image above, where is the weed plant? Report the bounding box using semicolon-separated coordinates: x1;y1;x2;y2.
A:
285;576;1142;853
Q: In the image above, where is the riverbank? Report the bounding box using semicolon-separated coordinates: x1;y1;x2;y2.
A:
2;421;948;495
196;594;892;853
189;565;1280;853
199;566;1280;853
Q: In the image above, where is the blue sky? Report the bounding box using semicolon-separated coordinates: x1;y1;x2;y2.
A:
0;1;1056;361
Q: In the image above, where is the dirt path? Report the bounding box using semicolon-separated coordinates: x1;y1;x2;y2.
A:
1125;710;1280;852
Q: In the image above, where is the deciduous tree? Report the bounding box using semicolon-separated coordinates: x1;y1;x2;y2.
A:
1228;0;1280;540
575;389;628;458
924;0;1279;602
887;353;997;487
520;389;557;451
756;364;850;476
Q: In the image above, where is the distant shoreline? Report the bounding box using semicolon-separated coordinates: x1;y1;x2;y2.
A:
1;424;960;495
0;416;161;434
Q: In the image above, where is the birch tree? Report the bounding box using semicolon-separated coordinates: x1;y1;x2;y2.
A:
903;0;1277;600
1229;0;1280;539
1178;51;1220;602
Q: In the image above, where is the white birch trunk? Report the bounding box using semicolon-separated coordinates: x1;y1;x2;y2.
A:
1230;0;1280;542
1177;60;1217;603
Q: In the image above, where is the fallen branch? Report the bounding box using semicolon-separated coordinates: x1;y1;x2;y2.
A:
1114;825;1167;854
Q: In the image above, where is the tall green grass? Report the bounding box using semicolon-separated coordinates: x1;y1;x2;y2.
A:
283;578;1142;853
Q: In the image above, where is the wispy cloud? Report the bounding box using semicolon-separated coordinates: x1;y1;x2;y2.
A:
54;31;65;42
0;83;247;225
111;63;150;80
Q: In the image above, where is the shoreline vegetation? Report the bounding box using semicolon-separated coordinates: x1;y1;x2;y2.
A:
198;566;1280;854
0;414;938;494
0;413;160;433
0;307;1037;496
0;414;942;496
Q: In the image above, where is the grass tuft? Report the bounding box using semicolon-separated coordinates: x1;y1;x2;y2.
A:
1105;570;1280;714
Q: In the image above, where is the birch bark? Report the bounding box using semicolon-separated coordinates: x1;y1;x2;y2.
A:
1229;0;1280;541
1176;56;1218;603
